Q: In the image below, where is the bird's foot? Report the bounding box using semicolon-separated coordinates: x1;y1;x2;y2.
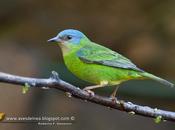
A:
83;88;95;96
109;96;119;104
109;86;119;103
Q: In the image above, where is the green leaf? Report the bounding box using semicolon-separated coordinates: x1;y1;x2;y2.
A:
154;115;162;123
22;83;30;94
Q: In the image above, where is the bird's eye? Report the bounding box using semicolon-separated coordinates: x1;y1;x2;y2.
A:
66;35;72;40
60;35;73;41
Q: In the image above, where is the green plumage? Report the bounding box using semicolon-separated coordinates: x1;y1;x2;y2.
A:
48;29;174;89
63;40;143;86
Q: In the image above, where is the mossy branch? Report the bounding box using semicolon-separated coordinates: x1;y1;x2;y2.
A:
0;71;174;122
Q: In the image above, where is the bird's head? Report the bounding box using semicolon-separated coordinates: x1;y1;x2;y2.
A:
48;29;89;49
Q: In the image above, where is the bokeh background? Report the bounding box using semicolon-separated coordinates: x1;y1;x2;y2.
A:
0;0;175;130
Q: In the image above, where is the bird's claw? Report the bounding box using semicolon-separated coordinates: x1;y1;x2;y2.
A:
110;96;117;103
110;96;119;104
83;89;95;96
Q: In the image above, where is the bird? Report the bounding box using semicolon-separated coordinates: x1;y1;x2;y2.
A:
48;29;174;98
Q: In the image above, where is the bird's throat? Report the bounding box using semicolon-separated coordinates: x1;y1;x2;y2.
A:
59;43;71;55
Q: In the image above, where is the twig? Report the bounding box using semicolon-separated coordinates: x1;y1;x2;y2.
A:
0;71;174;122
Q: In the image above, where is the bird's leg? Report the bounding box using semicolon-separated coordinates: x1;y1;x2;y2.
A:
110;86;119;103
83;81;108;96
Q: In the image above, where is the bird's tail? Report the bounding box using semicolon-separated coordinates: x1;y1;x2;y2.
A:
140;72;174;88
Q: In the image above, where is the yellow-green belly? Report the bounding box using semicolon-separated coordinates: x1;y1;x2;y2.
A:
63;53;143;85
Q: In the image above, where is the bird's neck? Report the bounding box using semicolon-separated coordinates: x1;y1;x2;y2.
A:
59;43;70;55
59;38;90;56
59;43;81;56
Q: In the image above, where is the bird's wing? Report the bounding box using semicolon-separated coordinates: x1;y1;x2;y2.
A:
76;43;144;72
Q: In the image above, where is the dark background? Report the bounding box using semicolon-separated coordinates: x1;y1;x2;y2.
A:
0;0;175;130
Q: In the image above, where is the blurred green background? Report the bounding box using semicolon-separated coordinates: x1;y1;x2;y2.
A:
0;0;175;130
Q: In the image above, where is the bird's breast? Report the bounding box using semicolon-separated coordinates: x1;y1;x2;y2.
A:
62;52;132;85
63;52;83;75
59;43;71;55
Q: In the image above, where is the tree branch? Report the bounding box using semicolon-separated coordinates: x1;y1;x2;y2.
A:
0;71;174;122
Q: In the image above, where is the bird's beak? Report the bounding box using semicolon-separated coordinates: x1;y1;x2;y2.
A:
47;37;61;43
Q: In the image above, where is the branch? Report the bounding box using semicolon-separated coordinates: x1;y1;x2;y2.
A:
0;71;174;122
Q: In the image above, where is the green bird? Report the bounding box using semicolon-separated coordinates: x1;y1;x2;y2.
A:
48;29;174;97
